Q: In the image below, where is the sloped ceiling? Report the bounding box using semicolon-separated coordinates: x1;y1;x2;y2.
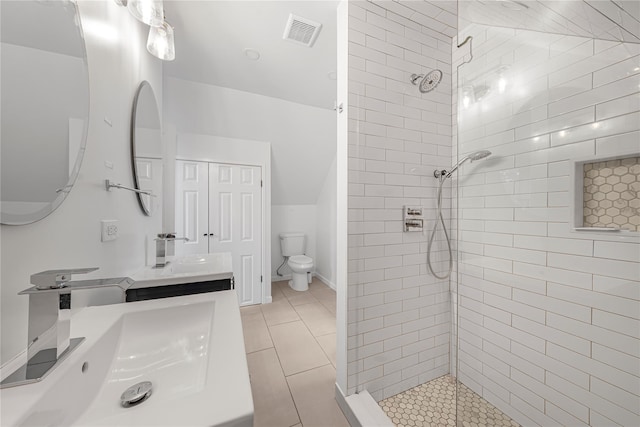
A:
460;0;640;43
163;0;338;110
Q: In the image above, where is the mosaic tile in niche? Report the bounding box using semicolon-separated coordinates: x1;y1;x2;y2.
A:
583;157;640;231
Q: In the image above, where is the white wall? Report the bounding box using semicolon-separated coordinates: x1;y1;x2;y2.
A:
316;156;338;288
0;1;163;364
164;76;338;298
345;0;455;401
164;77;336;206
455;25;640;427
271;157;337;288
271;205;317;280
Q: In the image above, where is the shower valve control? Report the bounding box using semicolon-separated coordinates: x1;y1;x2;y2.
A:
403;206;424;232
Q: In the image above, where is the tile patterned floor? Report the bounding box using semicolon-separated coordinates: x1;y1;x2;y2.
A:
379;375;520;427
240;278;348;427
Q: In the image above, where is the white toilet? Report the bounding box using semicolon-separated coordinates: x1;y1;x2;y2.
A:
279;232;313;291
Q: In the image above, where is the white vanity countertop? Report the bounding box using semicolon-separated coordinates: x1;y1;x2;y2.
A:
0;290;253;427
129;252;233;289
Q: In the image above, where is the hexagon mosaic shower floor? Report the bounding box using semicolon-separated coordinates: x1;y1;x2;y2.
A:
378;375;520;427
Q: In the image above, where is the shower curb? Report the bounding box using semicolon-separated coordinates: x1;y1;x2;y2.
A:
335;383;394;427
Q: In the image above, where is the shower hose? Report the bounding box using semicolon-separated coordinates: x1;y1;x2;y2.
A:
427;174;453;280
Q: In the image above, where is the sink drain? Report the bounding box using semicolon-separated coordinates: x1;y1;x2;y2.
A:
120;381;152;407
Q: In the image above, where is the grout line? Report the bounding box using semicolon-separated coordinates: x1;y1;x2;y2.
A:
265;318;302;328
245;345;274;355
284;362;334;379
259;306;303;427
248;282;340;426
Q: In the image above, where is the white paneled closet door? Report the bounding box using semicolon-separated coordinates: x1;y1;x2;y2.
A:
175;160;209;255
209;163;262;306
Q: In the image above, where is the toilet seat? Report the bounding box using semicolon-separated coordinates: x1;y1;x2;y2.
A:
289;255;312;265
288;255;313;270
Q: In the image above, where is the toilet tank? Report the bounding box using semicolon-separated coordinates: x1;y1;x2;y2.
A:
280;233;306;256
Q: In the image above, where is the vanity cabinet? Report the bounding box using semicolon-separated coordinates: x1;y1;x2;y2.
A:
128;253;234;303
125;277;233;302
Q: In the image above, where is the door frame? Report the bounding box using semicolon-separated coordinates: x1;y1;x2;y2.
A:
175;134;272;304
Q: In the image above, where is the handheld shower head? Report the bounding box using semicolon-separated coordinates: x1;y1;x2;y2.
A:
439;150;492;178
469;150;491;161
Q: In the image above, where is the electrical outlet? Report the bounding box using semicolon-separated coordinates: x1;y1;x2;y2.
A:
101;220;118;242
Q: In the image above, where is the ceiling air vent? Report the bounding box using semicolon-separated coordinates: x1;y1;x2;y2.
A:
283;14;322;47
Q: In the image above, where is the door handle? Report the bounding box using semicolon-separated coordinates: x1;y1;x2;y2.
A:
203;233;217;237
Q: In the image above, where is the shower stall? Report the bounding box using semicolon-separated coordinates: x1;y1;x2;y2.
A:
343;0;639;426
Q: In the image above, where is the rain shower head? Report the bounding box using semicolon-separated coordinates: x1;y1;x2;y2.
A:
436;150;492;178
410;70;443;93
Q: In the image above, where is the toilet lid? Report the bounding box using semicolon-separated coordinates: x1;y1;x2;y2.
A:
289;255;312;264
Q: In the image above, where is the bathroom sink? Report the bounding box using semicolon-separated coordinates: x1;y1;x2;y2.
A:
130;253;233;289
0;291;253;426
170;253;228;274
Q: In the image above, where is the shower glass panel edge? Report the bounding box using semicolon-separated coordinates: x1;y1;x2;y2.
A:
455;1;640;427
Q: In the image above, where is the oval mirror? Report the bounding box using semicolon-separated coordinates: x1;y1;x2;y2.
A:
131;81;162;216
0;0;90;225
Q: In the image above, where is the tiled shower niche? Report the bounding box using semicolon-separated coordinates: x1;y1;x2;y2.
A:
583;156;640;231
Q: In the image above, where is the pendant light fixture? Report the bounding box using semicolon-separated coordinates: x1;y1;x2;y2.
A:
114;0;175;61
147;20;175;61
128;0;164;27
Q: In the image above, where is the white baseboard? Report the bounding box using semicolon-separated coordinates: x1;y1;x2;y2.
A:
271;272;335;291
315;272;336;290
335;384;393;427
272;274;292;282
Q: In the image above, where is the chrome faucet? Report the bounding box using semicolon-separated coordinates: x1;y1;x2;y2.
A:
155;233;189;268
0;268;133;388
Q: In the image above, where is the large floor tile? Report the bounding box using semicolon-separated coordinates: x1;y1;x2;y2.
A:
286;364;350;427
240;305;262;316
271;283;288;302
261;300;300;326
316;333;337;368
269;320;330;376
294;302;336;337
309;280;332;291
311;287;337;301
247;348;300;427
318;297;336;315
279;282;305;299
286;291;319;306
241;309;273;354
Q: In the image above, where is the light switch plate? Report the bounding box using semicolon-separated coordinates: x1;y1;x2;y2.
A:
101;220;118;242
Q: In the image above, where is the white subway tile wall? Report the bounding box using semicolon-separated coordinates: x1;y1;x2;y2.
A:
455;22;640;427
347;0;454;401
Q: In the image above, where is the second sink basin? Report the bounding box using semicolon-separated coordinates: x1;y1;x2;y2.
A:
129;253;233;290
170;253;228;274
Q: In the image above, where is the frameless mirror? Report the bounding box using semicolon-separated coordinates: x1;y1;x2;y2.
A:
0;0;90;225
131;81;162;216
